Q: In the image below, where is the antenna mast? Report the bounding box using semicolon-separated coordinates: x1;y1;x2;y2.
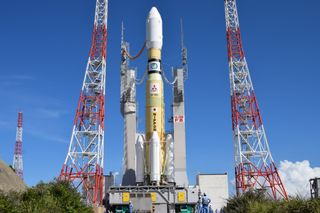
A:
13;112;23;180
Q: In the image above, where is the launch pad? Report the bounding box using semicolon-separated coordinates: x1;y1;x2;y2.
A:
107;185;198;212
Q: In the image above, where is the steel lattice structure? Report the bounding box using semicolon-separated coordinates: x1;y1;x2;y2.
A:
13;112;23;180
224;0;288;200
59;0;108;206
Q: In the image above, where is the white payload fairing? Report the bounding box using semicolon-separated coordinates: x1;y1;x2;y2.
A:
146;7;163;50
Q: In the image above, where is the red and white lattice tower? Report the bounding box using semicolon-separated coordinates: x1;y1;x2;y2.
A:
13;112;23;180
224;0;288;200
59;0;108;206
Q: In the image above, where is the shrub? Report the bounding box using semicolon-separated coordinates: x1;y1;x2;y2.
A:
0;180;93;213
223;190;320;213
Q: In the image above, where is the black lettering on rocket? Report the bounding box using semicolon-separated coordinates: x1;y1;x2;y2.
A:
153;113;157;131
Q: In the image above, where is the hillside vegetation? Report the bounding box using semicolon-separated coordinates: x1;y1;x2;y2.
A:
223;190;320;213
0;180;93;213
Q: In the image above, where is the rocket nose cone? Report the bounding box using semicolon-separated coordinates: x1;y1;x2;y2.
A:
146;6;163;50
136;135;144;149
148;7;161;19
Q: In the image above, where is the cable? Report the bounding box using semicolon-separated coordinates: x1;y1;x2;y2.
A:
162;67;177;85
123;42;177;85
123;42;146;61
136;68;148;85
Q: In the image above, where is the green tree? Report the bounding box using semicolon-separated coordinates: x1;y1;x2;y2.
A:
0;180;93;213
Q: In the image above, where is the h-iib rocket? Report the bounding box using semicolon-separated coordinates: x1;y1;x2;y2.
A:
145;7;166;184
114;6;199;211
121;6;188;187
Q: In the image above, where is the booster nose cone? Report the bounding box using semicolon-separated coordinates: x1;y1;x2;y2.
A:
150;131;160;142
146;7;163;50
136;135;144;148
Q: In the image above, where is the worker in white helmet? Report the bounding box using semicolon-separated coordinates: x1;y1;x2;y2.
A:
201;193;211;213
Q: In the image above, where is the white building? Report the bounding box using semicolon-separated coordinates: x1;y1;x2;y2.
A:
197;173;229;212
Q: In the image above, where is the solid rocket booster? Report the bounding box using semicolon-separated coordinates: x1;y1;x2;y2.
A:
165;134;175;183
149;132;161;183
145;7;165;183
135;135;145;183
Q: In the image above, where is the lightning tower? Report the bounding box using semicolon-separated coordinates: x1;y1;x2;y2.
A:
13;112;23;180
224;0;288;200
59;0;108;206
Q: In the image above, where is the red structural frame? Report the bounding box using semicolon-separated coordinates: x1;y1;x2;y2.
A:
225;0;288;200
59;5;107;205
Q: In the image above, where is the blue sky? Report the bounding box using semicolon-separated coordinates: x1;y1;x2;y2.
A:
0;0;319;192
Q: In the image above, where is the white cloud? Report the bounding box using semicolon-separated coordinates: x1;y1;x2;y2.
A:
37;108;67;119
25;128;67;144
0;75;35;87
278;160;320;197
